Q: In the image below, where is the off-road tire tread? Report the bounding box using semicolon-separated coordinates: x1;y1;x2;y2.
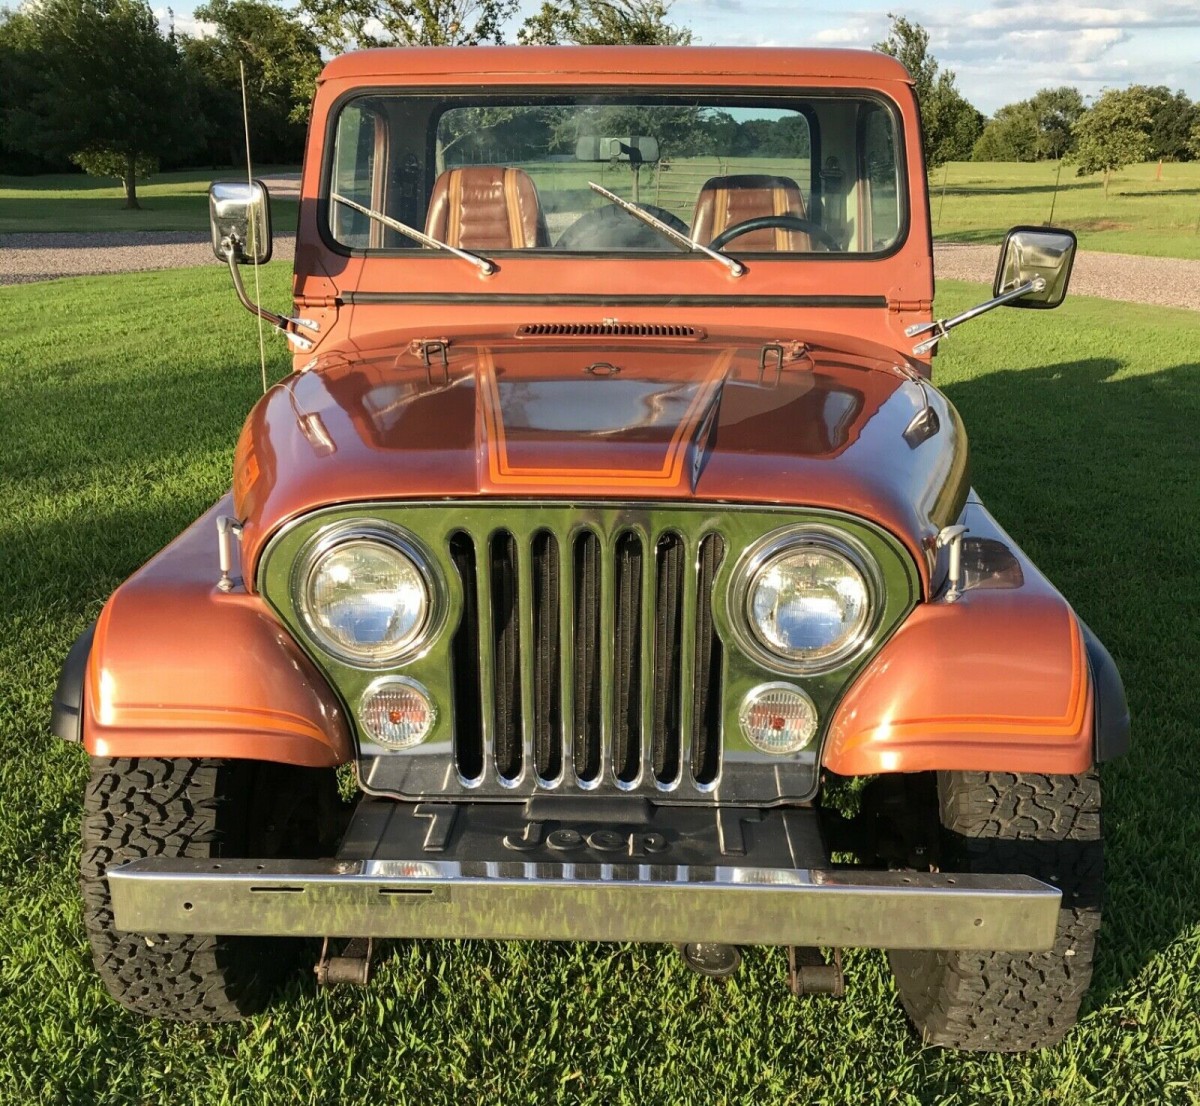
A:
81;757;282;1022
888;770;1102;1052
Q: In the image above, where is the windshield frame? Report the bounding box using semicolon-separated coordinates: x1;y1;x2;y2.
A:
317;85;911;264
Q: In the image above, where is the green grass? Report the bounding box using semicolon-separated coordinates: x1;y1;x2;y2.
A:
5;159;1200;260
0;168;300;233
1;267;1199;1104
931;159;1200;258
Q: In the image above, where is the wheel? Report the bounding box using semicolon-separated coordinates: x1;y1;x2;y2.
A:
707;214;842;252
555;202;689;250
81;756;339;1021
888;770;1103;1052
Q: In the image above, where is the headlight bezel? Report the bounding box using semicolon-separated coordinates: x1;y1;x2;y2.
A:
292;521;445;668
728;525;881;675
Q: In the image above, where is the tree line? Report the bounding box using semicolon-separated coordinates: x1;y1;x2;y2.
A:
0;0;683;206
1;2;1196;208
875;13;1200;193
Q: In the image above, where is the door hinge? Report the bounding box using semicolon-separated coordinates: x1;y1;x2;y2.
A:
888;298;933;314
297;294;341;308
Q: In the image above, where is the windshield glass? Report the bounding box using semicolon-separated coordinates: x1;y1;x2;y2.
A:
327;92;904;256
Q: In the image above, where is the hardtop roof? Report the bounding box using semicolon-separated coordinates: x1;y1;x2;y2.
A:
319;45;913;86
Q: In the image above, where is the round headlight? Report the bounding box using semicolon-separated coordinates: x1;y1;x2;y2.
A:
300;530;433;665
744;539;872;669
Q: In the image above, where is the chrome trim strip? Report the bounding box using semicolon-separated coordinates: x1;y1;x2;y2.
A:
638;528;658;790
673;533;700;792
597;530;617;788
516;530;536;784
557;533;577;788
474;538;496;786
109;858;1061;950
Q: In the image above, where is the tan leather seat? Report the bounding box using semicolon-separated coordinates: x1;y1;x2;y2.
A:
424;166;550;250
690;174;811;251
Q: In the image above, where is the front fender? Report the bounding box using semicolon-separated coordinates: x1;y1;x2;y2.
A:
78;497;352;767
822;493;1123;776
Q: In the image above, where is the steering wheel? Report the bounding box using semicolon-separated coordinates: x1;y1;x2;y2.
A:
556;203;690;250
709;214;842;253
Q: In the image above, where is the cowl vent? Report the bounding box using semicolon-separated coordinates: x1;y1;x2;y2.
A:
515;322;706;341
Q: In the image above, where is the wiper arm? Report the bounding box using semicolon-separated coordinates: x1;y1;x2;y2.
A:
331;192;496;275
587;181;745;277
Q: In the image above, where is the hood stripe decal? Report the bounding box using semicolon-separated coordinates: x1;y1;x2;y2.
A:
478;348;733;489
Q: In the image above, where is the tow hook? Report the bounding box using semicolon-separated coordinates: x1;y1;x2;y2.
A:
787;947;845;997
314;936;375;987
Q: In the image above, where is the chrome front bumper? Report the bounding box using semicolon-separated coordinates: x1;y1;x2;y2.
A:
109;859;1059;951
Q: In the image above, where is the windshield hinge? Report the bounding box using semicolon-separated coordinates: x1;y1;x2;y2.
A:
297;294;340;309
888;297;933;315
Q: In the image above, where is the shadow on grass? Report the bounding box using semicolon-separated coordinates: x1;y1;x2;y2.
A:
943;355;1200;1011
941;181;1096;197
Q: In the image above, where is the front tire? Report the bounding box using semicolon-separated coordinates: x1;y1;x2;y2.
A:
81;757;333;1022
888;770;1103;1052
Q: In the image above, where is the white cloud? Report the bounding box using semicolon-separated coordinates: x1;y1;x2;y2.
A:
155;7;215;38
812;21;875;45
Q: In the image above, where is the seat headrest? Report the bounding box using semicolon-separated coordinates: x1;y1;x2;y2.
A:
425;166;550;250
690;174;809;252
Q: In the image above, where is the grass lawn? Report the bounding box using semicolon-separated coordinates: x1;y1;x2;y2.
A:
0;168;300;234
4;159;1200;260
1;267;1198;1104
931;159;1200;258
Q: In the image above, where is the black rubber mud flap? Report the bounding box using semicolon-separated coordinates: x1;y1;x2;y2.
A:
1078;618;1130;762
51;621;96;743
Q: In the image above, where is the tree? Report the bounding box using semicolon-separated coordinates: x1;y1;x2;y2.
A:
874;14;981;168
1029;86;1084;160
182;0;322;165
1069;87;1153;198
3;0;198;206
299;0;516;53
1133;85;1199;161
972;101;1040;162
1191;120;1200;161
518;0;691;45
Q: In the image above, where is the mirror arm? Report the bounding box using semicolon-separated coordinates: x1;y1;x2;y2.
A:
906;277;1046;356
222;238;318;353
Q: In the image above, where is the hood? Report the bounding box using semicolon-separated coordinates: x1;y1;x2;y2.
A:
235;330;968;590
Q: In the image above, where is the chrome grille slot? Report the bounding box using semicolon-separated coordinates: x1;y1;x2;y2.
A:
489;531;522;781
449;523;724;792
691;534;725;786
651;533;685;784
572;531;603;783
531;532;562;782
448;533;483;782
613;532;644;785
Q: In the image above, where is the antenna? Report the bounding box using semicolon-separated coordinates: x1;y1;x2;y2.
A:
240;60;268;395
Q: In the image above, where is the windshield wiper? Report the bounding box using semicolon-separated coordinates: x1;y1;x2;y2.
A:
331;193;496;275
586;181;745;277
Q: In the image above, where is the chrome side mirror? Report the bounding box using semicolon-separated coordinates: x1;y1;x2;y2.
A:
209;180;272;265
993;226;1077;309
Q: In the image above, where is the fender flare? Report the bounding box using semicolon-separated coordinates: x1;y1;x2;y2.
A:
51;621;95;744
822;493;1129;776
1079;618;1130;762
69;497;353;768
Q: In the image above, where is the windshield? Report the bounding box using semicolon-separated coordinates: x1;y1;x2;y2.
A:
327;92;904;257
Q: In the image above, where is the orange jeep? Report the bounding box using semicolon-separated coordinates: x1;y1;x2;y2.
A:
53;47;1128;1050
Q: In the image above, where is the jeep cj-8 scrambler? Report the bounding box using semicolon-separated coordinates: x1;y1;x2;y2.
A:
53;47;1129;1051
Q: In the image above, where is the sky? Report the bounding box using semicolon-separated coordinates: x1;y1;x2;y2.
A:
166;0;1200;116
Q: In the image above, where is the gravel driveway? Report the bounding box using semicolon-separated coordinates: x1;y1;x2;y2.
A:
934;242;1200;312
2;228;1197;310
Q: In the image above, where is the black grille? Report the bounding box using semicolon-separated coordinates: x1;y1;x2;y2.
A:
450;527;725;789
515;322;704;340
